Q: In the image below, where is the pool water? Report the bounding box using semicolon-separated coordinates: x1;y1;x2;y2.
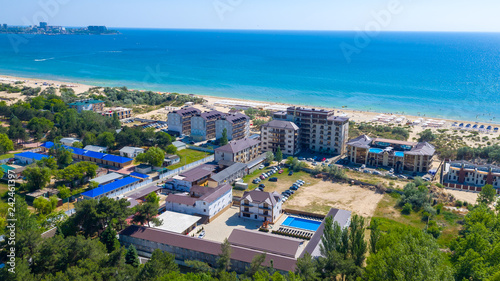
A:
395;151;405;157
369;148;384;154
282;217;322;232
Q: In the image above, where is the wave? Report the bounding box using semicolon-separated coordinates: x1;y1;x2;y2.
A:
99;51;122;53
34;57;55;62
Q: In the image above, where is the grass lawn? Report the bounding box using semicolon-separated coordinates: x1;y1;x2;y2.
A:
0;153;14;160
234;166;318;197
372;192;463;249
167;149;212;170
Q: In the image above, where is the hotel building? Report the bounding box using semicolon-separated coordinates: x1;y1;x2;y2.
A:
215;113;251;141
215;138;261;163
272;106;350;155
444;161;500;193
190;110;225;141
346;135;435;173
239;190;283;223
167;107;202;136
261;120;300;156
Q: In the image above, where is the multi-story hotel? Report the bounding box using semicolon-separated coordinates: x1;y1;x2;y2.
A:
215;113;250;141
346;135;435;173
261;120;300;156
444;161;500;193
167;107;202;136
190;110;225;141
239;190;283;223
215;138;261;163
272;106;350;155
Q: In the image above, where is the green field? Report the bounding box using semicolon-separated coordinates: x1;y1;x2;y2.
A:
0;153;14;160
167;149;212;170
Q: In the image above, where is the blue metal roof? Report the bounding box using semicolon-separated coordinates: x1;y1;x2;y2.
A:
130;172;149;179
81;176;140;198
41;141;54;149
42;142;133;164
15;152;49;161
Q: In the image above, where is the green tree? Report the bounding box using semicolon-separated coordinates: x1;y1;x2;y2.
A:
100;226;120;253
136;147;165;167
72;141;83;148
369;218;381;254
295;252;318;281
246;253;267;277
165;144;177;154
33;196;58;215
23;166;52;192
97;131;115;148
219;128;228;146
57;185;71;199
349;214;367;267
133;201;162;227
266;151;274;164
365;226;453;281
275;147;283;163
83;132;97;146
0;133;14;154
36;157;58;170
217;238;232;272
418;129;436;142
125;245;140;267
478;184;496;205
112;112;121;128
137;249;178;280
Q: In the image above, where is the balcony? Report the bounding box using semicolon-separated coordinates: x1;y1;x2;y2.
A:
259;205;271;210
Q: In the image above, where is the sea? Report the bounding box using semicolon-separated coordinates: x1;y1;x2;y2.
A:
1;29;499;123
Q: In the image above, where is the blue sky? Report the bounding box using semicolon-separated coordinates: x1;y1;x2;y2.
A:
2;0;499;31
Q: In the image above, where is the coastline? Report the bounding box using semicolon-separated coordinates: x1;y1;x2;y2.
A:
1;73;499;131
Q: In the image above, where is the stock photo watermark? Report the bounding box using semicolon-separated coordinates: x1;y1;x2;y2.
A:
9;0;71;53
213;0;244;21
6;170;17;274
340;0;404;63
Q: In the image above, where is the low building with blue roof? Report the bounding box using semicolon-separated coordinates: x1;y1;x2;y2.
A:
40;142;133;168
14;152;49;165
81;176;141;200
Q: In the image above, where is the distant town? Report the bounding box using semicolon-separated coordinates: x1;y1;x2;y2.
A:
0;22;118;35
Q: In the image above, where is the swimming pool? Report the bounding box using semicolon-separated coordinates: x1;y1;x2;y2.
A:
369;148;383;154
395;151;404;157
282;217;322;232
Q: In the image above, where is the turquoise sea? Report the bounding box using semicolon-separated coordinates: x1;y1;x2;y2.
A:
1;29;499;122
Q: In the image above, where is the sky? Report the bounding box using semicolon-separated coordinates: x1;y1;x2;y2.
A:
1;0;500;32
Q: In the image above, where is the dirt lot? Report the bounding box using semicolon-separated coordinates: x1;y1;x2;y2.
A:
285;180;385;219
445;189;478;204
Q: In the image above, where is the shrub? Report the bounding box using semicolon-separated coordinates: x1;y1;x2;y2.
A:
455;200;463;207
402;203;412;215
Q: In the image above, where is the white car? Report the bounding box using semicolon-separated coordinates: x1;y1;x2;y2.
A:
259;165;265;169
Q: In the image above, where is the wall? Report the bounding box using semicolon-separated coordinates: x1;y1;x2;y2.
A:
159;155;215;180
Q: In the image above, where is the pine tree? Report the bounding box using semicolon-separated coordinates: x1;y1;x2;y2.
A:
275;147;283;163
125;245;140;267
100;226;120;253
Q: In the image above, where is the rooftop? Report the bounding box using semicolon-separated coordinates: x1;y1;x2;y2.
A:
83;145;107;152
178;164;217;182
210;162;248;183
90;172;124;185
228;228;304;258
119;225;297;272
119;146;145;154
346;135;373;149
15;151;49;161
215;138;260;154
153;211;202;233
197;110;224;120
262;120;299;130
127;184;161;200
172;107;202;116
241;190;281;206
81;176;140;198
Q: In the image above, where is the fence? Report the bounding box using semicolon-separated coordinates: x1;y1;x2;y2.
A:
159;155;215;180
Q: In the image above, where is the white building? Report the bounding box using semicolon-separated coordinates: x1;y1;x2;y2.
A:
83;145;107;153
164;184;233;221
60;137;81;147
239;190;283;223
190;110;224;141
119;146;145;158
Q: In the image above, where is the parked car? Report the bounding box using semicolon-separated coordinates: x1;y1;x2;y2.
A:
321;157;326;162
288;171;293;176
258;183;265;188
269;177;278;182
259;165;265;169
361;164;366;169
298;157;305;160
307;158;314;162
290;186;298;190
260;175;265;180
363;169;370;173
288;189;295;194
278;169;283;174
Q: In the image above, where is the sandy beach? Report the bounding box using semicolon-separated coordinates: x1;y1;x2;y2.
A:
2;74;500;144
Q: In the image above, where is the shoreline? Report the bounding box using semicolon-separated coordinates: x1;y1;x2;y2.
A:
1;73;500;130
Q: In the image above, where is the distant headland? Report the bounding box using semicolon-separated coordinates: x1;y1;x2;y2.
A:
0;22;119;35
